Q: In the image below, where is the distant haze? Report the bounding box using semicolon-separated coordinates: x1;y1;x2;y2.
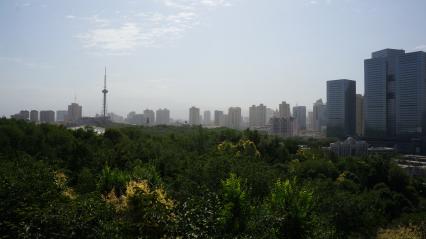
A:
1;0;426;119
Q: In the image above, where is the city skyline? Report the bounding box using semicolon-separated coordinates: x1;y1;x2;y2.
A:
2;1;426;119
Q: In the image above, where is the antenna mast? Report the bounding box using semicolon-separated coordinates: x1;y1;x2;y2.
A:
102;67;108;117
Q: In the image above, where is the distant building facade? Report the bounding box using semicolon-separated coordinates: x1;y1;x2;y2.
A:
313;99;327;133
329;137;368;157
395;51;426;138
293;106;307;131
214;110;223;126
270;117;294;138
203;110;211;125
40;110;55;123
143;109;155;126
156;108;170;125
227;107;242;130
356;94;364;136
249;104;267;128
189;106;201;125
56;110;68;122
364;49;405;137
327;79;356;138
307;111;314;131
279;101;291;118
30;110;39;122
67;103;82;122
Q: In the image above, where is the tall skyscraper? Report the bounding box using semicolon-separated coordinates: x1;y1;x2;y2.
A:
395;51;426;137
144;109;155;125
364;49;405;137
189;106;201;125
293;106;307;131
356;94;364;136
40;110;55;123
30;110;38;122
249;104;267;128
279;101;291;118
313;99;327;132
228;107;242;130
156;108;170;125
67;103;82;122
203;110;211;125
327;79;356;138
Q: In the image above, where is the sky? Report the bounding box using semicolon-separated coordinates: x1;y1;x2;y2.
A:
1;0;426;120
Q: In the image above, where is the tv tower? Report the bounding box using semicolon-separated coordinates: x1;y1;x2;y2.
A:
102;67;108;117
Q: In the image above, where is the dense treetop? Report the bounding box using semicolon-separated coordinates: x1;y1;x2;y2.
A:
0;118;425;238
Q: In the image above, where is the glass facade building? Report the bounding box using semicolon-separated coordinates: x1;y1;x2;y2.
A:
327;79;356;138
364;49;405;137
395;51;426;137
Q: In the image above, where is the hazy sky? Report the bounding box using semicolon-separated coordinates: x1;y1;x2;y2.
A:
1;0;426;119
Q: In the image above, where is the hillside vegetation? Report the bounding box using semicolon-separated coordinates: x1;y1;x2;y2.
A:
0;119;425;238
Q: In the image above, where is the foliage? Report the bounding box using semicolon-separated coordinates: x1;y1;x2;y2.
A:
0;118;425;238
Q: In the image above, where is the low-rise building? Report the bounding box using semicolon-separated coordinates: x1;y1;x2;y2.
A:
329;137;368;157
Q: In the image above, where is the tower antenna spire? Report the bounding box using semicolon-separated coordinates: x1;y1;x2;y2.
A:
102;67;108;117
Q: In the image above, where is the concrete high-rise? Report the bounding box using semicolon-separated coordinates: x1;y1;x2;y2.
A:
40;110;55;123
327;79;356;138
364;49;405;137
307;111;314;131
279;101;291;118
270;117;294;138
203;110;211;125
67;103;82;122
156;108;170;125
395;51;426;138
144;109;155;125
189;106;201;125
356;94;364;136
228;107;242;130
30;110;38;122
249;104;267;128
293;106;306;131
214;110;223;126
313;99;327;132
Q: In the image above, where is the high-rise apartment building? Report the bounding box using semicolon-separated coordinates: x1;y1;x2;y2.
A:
364;49;405;137
30;110;38;122
356;94;364;136
279;101;291;118
214;110;223;126
67;103;82;122
249;104;267;128
270;117;294;138
156;108;170;125
144;109;155;125
293;106;307;131
203;110;211;125
56;110;68;122
327;79;356;138
313;99;327;132
189;106;201;125
228;107;242;130
40;110;55;123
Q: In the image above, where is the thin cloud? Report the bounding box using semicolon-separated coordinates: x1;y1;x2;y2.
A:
75;0;235;53
415;45;426;51
0;57;53;70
